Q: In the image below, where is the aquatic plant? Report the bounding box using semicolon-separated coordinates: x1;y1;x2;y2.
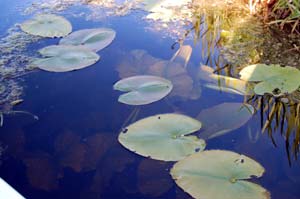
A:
247;93;300;164
171;150;270;199
31;45;100;72
266;0;300;33
118;113;206;161
20;14;72;38
113;75;173;105
59;28;116;52
240;64;300;96
197;103;255;139
116;49;199;100
199;65;254;96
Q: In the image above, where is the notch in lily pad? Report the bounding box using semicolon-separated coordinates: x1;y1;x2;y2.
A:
31;45;100;72
171;150;270;199
59;28;116;52
20;14;72;38
113;75;173;105
118;113;206;161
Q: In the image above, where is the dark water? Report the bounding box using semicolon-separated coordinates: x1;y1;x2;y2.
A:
0;1;300;199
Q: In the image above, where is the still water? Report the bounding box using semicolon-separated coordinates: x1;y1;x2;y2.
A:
0;0;299;199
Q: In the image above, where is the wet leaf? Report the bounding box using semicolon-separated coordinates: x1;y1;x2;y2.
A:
170;150;270;199
138;159;173;197
116;49;161;78
118;113;206;161
197;103;254;139
239;64;300;96
170;45;192;68
32;45;100;72
55;131;86;172
199;65;253;96
147;61;194;99
24;154;59;191
116;50;195;100
20;14;72;38
59;28;116;52
113;75;173;105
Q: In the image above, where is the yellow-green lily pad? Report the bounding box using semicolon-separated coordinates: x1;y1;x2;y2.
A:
20;14;72;38
113;75;173;105
239;64;300;96
171;150;271;199
118;113;206;161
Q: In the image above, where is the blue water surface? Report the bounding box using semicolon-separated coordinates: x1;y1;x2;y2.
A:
0;1;299;199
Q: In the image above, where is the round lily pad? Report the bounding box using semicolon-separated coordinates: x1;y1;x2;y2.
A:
32;45;100;72
239;64;300;96
59;28;116;52
171;150;270;199
118;113;206;161
20;14;72;38
113;75;173;105
197;103;254;139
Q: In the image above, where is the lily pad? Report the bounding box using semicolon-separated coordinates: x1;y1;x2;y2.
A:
20;14;72;38
32;45;100;72
197;103;254;139
239;64;300;96
113;75;173;105
116;50;196;100
118;113;206;161
170;150;270;199
59;28;116;52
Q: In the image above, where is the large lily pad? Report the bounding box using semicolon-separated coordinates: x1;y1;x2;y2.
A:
20;14;72;38
59;28;116;52
239;64;300;96
197;103;254;139
170;150;270;199
118;113;206;161
113;75;173;105
32;45;100;72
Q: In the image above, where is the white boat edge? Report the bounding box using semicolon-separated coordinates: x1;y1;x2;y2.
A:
0;178;25;199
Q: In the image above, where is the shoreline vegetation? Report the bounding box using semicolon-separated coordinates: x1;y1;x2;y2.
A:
247;0;300;34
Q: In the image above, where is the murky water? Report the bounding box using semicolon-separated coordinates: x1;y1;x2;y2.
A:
0;0;300;199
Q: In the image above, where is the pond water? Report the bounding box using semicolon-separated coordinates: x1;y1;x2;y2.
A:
0;0;300;199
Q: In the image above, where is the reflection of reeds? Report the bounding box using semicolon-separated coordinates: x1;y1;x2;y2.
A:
247;94;300;165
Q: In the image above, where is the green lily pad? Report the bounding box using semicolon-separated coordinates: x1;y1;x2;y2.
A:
20;14;72;38
197;103;254;139
32;45;100;72
118;113;206;161
113;75;173;105
59;28;116;52
239;64;300;96
171;150;270;199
